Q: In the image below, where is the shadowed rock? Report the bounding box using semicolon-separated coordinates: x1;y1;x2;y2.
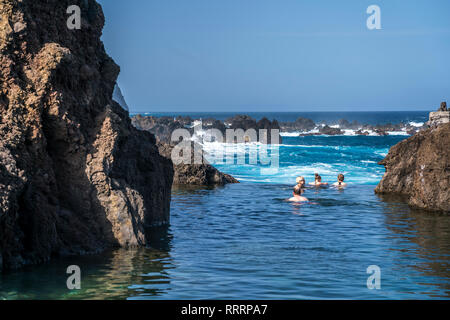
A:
0;0;173;271
320;125;343;135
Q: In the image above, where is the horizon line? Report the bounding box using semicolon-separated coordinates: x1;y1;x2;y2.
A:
129;109;433;113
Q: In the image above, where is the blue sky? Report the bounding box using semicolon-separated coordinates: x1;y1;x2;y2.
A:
98;0;450;112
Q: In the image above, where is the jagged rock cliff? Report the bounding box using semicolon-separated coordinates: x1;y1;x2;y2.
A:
375;123;450;213
0;0;173;271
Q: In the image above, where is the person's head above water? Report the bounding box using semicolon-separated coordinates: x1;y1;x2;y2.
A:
293;185;303;196
338;174;345;182
296;176;305;186
289;184;309;202
315;173;322;182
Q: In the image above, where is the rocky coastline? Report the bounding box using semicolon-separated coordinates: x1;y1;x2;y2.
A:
132;114;427;143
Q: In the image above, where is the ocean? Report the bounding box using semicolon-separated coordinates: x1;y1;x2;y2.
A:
130;111;429;126
1;111;449;300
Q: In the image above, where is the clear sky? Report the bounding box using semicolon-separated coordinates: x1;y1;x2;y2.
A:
97;0;450;112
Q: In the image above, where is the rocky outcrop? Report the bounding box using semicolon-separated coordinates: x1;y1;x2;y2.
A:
132;115;238;186
279;117;316;132
375;123;450;213
157;143;238;186
0;0;173;271
131;115;186;144
338;119;361;130
355;129;370;136
225;115;282;144
319;125;343;135
428;102;450;127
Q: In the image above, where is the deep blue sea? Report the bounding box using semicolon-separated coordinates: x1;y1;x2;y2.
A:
1;112;449;300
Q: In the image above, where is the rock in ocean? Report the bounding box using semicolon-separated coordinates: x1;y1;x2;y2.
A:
0;0;173;271
157;143;239;186
375;123;449;213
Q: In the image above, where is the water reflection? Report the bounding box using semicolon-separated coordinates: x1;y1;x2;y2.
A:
0;226;174;300
2;185;450;299
378;193;450;297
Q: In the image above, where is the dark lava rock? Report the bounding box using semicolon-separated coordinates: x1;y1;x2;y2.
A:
157;143;239;186
355;130;370;136
132;116;238;185
375;123;450;213
256;117;282;144
0;0;173;271
374;129;389;136
226;115;257;130
131;115;188;144
280;117;316;132
225;115;282;144
338;119;360;130
320;125;343;135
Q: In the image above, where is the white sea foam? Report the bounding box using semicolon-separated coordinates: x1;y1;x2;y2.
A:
279;127;410;137
408;121;424;127
375;150;388;157
280;132;301;137
387;131;409;136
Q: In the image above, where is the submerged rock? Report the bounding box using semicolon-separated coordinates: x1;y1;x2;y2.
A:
375;123;450;213
0;0;173;271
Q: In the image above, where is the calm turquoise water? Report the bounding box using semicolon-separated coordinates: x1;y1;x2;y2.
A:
1;117;449;300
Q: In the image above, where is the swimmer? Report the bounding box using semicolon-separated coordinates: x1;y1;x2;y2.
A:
309;173;329;186
332;173;347;188
288;185;309;202
295;176;306;188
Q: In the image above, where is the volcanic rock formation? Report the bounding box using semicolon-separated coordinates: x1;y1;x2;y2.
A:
0;0;173;271
375;123;450;213
157;143;238;186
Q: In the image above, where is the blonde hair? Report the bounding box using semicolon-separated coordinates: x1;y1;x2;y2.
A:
296;176;305;185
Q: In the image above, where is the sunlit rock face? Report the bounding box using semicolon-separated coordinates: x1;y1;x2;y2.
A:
0;0;173;271
375;123;450;213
